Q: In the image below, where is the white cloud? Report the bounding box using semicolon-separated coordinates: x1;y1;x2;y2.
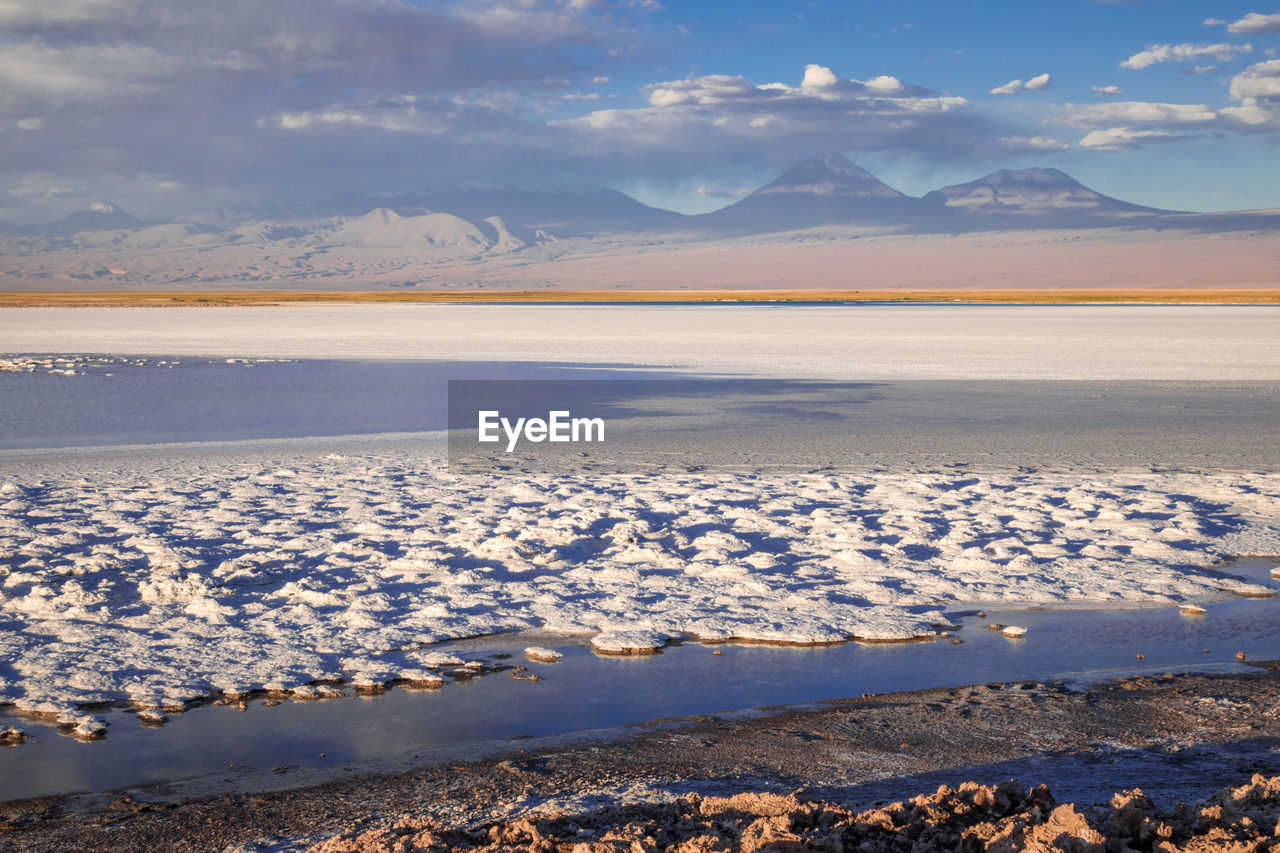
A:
1079;127;1183;151
0;0;125;26
1180;65;1223;75
1217;12;1280;34
15;117;43;130
998;135;1069;152
990;73;1051;95
1057;101;1219;127
1121;42;1251;70
647;75;760;106
1092;85;1124;95
1221;59;1280;129
1229;58;1280;101
801;64;840;91
555;65;979;168
864;75;906;94
1024;73;1052;91
0;0;649;217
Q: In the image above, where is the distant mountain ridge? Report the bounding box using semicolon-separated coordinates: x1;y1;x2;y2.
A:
7;156;1279;249
694;153;925;234
923;167;1170;226
16;201;144;237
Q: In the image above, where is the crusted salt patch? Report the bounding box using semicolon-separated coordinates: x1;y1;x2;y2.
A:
349;673;390;694
1001;625;1028;638
0;456;1277;716
58;714;107;740
1213;579;1277;598
523;646;563;663
394;669;446;688
137;709;168;726
591;631;667;655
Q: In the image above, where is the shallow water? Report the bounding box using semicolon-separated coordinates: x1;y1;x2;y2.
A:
2;356;1278;802
1;558;1275;802
0;358;667;450
3;357;1277;473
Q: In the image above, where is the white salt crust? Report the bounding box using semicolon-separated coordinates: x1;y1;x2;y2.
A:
1;452;1277;717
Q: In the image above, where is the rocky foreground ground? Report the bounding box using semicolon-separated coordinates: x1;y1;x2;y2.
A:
314;776;1280;852
2;667;1280;852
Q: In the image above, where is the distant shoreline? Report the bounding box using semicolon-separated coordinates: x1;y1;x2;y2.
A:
3;288;1280;307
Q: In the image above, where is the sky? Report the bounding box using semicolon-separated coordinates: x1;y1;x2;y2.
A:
2;0;1279;223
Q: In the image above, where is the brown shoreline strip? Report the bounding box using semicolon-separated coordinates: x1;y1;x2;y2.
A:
3;668;1279;851
2;288;1280;307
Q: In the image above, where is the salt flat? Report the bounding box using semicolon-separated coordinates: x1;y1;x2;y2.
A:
4;303;1280;378
1;448;1279;719
2;303;1280;730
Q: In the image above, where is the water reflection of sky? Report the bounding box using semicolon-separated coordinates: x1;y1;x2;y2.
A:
1;560;1276;802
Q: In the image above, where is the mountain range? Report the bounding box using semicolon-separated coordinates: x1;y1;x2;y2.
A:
7;155;1279;253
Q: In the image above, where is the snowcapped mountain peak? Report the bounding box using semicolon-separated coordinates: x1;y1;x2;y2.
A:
758;153;907;200
926;167;1163;219
977;168;1084;189
42;201;142;235
83;201;126;214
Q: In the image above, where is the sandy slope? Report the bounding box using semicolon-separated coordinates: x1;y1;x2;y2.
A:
2;227;1278;292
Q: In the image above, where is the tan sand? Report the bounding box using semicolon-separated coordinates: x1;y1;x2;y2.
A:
2;287;1280;307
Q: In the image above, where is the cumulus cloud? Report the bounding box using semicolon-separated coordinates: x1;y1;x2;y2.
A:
1078;127;1184;150
1057;101;1219;127
1206;12;1280;34
0;0;643;220
801;63;840;91
535;65;1020;182
1229;58;1280;101
997;135;1070;152
553;65;982;170
1121;42;1251;70
1054;62;1280;139
1180;65;1223;75
995;73;1049;95
1092;85;1125;95
990;73;1052;95
1024;73;1053;91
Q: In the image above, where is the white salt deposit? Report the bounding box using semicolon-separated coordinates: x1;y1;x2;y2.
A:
0;450;1277;716
523;647;564;663
4;305;1280;379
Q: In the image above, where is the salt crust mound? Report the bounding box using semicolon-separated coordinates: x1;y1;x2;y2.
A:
1;453;1277;715
309;773;1280;852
